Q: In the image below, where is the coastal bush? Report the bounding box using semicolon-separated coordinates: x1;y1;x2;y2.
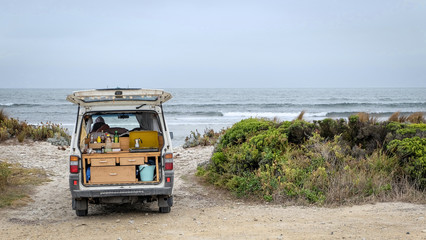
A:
183;128;225;148
0;109;7;122
197;117;426;205
285;120;315;145
316;118;347;140
218;118;273;149
0;127;9;141
28;122;70;142
0;111;70;144
388;137;426;189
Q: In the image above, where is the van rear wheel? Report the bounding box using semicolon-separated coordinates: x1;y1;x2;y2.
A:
73;198;88;217
76;209;88;216
159;207;171;213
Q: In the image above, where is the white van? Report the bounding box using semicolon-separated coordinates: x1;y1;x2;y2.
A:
67;88;174;216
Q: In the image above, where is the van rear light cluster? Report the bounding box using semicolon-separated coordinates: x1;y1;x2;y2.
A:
164;153;173;170
70;156;79;173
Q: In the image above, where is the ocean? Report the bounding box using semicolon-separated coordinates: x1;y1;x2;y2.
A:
0;88;425;146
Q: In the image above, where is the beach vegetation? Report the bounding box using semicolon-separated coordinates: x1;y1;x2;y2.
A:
0;110;70;144
183;128;226;148
0;161;50;208
388;111;400;122
357;112;370;123
296;110;305;121
408;112;425;124
0;109;8;123
387;137;426;188
388;111;425;124
197;115;426;205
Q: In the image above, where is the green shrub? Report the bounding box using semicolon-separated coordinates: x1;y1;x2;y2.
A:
225;173;262;198
316;118;348;140
388;137;426;188
197;116;425;205
285;120;315;144
386;122;426;137
396;123;426;136
1;117;23;137
17;130;27;143
218;118;273;149
0;127;9;141
211;151;227;173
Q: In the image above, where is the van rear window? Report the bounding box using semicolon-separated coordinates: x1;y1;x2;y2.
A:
83;112;162;135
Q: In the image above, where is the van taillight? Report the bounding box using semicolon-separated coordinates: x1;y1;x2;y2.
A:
70;156;79;173
164;153;173;170
165;162;173;170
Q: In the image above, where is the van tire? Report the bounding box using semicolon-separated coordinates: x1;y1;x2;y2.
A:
76;209;88;216
73;198;88;216
159;207;171;213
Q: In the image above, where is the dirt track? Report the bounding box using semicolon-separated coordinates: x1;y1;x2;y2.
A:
0;142;425;239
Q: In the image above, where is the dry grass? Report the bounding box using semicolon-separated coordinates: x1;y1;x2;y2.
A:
0;161;50;208
388;177;426;203
357;112;370;123
388;111;411;123
388;112;400;122
312;142;425;205
399;115;408;123
296;111;305;121
356;112;378;124
407;112;425;124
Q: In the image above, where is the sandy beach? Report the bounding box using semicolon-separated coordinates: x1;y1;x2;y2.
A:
0;140;425;239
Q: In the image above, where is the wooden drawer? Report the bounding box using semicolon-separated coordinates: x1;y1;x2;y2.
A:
91;158;116;166
120;157;145;165
90;166;136;184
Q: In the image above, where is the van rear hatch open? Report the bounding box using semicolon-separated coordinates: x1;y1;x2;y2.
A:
66;88;172;107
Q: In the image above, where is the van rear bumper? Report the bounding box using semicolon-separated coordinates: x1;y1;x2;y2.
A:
69;174;173;199
71;187;173;198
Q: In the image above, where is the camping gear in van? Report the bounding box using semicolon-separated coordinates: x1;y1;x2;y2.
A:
129;131;159;152
86;167;91;183
138;165;156;181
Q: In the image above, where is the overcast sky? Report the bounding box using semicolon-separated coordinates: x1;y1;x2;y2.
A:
1;0;425;88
